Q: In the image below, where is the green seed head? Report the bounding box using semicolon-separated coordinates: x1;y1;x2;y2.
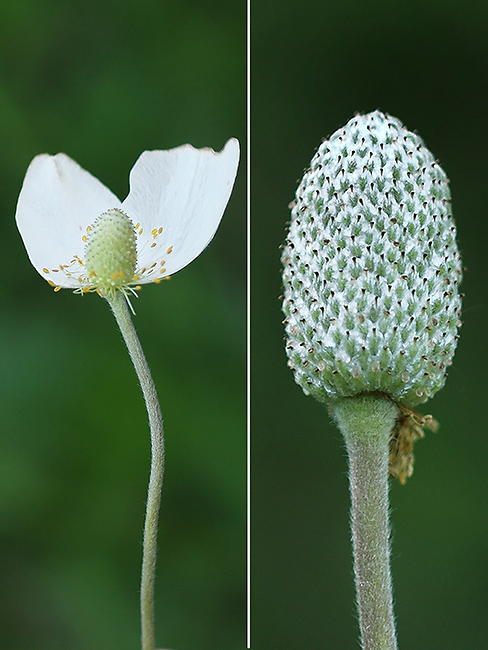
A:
85;208;137;297
282;111;462;407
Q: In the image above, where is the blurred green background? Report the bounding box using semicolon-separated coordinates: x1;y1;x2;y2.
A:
252;1;488;649
0;1;245;649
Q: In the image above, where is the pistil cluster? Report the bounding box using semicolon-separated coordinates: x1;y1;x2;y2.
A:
84;208;138;297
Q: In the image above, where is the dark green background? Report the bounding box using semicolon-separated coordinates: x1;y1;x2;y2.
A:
0;1;245;649
252;1;488;649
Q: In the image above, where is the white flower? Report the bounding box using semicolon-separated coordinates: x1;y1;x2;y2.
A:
16;138;240;299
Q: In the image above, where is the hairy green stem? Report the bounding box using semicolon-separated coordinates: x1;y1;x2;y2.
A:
331;394;400;650
107;292;165;650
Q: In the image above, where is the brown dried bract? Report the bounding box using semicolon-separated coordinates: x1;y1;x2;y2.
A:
389;404;439;484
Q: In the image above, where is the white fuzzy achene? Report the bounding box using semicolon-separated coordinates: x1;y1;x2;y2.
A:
282;111;462;407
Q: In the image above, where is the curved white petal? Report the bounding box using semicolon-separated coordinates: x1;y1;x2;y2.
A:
122;138;240;279
16;153;122;288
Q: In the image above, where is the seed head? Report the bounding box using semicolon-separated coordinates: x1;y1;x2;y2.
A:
282;111;462;407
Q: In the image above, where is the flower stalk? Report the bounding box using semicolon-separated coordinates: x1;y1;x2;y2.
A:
107;291;164;650
332;395;399;650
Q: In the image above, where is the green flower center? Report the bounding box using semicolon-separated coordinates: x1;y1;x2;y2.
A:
84;208;137;296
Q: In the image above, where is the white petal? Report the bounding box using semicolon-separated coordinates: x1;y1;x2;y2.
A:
122;138;240;278
16;153;122;288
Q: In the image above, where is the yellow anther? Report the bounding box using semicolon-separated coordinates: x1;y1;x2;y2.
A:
150;262;157;269
158;227;163;234
154;278;161;283
135;222;140;229
139;228;143;235
166;246;173;254
160;268;166;274
160;260;165;266
52;268;59;272
54;286;61;292
135;285;142;290
43;267;49;273
151;242;156;248
82;235;87;242
47;280;55;287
